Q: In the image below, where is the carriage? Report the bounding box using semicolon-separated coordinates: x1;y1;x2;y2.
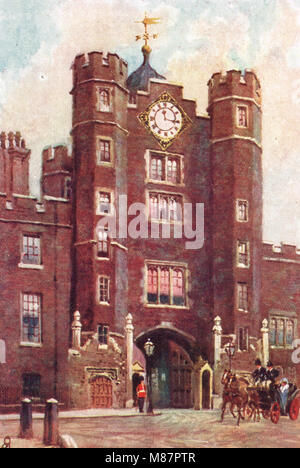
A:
244;385;300;424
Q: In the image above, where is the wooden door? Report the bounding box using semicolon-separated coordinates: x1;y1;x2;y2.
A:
170;345;193;408
90;376;113;408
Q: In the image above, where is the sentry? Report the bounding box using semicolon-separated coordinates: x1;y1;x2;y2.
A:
149;453;196;463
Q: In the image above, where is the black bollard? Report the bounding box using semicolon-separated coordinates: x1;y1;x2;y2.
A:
19;398;33;439
43;398;59;446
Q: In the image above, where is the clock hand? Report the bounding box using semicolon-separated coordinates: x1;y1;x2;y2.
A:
162;110;176;123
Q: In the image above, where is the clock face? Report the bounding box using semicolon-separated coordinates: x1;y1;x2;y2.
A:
139;92;192;150
149;102;183;139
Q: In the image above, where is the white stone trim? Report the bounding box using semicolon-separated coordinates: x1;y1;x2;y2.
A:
211;135;262;149
110;241;128;252
71;119;129;136
18;263;44;270
263;257;300;265
44;195;69;203
210;94;261;110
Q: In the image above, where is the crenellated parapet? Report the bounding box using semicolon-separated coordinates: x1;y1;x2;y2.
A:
71;51;128;90
208;69;261;108
263;242;300;261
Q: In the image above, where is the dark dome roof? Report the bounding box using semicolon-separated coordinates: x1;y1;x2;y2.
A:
126;46;166;94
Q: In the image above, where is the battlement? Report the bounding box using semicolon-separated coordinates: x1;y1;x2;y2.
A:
208;69;261;107
72;51;128;89
263;242;300;260
0;131;29;152
42;145;72;173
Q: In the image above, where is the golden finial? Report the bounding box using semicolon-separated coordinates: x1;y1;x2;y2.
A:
135;12;160;53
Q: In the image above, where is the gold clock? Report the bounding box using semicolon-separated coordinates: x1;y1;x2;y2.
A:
139;92;192;150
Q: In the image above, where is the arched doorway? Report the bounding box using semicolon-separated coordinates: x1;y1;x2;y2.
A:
90;375;113;408
135;325;196;409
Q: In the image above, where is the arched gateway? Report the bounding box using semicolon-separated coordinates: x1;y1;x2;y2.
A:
135;325;201;409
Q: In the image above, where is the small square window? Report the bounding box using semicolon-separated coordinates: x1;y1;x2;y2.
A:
98;192;112;215
22;235;41;265
98;88;111;112
237;241;250;268
237;200;248;222
98;139;111;163
237;106;248;128
98;325;109;345
99;276;110;303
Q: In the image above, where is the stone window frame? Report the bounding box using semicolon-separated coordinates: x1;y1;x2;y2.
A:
236;199;249;223
96;226;110;260
19;234;43;270
147;190;184;224
236;240;250;269
144;260;189;309
20;293;42;347
97;86;113;113
269;314;297;349
96;136;114;167
236;104;249;128
98;275;110;305
237;282;248;312
95;188;114;216
145;149;185;187
97;324;109;349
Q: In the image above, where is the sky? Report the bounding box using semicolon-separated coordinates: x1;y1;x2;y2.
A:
0;0;300;245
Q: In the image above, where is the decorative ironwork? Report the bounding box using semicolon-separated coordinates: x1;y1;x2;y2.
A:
135;12;160;49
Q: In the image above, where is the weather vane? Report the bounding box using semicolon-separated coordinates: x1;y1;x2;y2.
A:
135;12;160;50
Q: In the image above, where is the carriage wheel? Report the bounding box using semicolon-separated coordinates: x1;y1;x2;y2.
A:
289;398;300;421
270;402;280;424
244;404;253;420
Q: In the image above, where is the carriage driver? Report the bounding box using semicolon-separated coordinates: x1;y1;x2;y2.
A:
252;359;267;386
266;361;279;387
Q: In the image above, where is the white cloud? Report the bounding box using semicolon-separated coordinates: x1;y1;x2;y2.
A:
0;0;149;196
166;0;300;245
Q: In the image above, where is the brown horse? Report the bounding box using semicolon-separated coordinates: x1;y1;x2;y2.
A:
245;387;261;422
220;370;249;426
220;370;237;421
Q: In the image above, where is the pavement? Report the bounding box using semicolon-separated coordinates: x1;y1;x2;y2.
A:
0;406;168;448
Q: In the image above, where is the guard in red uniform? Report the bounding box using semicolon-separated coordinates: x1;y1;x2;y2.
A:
136;376;147;413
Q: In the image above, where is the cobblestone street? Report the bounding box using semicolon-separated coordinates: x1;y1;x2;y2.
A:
1;408;300;448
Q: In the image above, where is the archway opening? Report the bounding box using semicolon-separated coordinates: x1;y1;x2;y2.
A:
136;327;195;409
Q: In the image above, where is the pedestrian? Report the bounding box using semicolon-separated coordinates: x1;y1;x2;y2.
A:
279;378;290;415
136;376;146;413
